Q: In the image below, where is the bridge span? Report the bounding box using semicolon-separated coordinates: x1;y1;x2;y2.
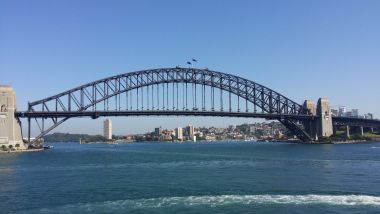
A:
1;67;379;147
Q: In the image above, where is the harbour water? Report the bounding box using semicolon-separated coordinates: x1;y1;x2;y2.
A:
1;141;380;213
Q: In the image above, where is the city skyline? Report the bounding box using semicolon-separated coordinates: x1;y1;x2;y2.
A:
121;122;288;142
1;0;380;136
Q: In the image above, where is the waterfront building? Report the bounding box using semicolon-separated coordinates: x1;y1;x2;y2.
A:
103;119;112;140
175;127;183;140
160;134;172;141
162;129;174;137
249;125;256;134
186;124;194;139
155;127;162;136
205;134;216;141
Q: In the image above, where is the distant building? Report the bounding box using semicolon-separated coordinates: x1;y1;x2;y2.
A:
160;134;172;141
155;127;162;136
351;109;359;118
365;113;374;120
160;130;173;141
125;135;135;141
249;125;256;133
175;127;183;140
275;130;284;139
338;106;346;116
186;124;194;139
331;109;338;116
205;135;216;141
103;119;112;140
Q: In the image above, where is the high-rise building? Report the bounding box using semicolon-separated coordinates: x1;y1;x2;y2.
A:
186;124;194;139
103;119;112;140
175;127;183;140
155;127;162;136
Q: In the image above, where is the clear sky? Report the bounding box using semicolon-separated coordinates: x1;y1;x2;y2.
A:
1;0;379;136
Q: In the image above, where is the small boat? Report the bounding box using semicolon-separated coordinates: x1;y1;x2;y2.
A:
43;145;54;150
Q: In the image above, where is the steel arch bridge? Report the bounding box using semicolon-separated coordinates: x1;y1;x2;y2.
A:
16;67;380;143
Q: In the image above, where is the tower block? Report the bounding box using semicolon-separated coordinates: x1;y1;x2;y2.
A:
316;98;333;138
0;86;26;149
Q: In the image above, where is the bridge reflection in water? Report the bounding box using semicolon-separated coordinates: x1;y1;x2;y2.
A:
15;67;380;143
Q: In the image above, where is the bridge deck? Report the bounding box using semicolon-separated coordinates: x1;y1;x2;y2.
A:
16;110;314;120
16;111;380;128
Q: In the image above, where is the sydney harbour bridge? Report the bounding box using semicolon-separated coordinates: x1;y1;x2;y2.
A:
2;67;379;145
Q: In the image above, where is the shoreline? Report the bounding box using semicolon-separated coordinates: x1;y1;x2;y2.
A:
47;139;380;145
332;140;374;144
0;148;44;154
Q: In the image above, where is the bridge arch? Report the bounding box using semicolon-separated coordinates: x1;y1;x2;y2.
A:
21;67;311;142
30;68;302;113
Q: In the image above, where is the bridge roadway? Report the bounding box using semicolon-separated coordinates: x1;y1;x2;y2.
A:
16;110;314;120
16;110;380;127
332;116;380;127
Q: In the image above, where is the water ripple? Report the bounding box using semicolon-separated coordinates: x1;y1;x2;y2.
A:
29;194;380;213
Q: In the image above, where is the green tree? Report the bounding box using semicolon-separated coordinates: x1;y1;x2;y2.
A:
1;145;6;151
15;143;20;150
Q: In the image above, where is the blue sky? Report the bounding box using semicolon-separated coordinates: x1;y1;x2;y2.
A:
1;0;379;136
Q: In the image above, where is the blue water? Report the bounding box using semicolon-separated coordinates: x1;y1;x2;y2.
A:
1;141;380;213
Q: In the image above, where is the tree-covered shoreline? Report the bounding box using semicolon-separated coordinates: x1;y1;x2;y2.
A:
44;133;108;143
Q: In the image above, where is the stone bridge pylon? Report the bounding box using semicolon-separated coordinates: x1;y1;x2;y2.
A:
303;98;333;141
0;86;26;149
